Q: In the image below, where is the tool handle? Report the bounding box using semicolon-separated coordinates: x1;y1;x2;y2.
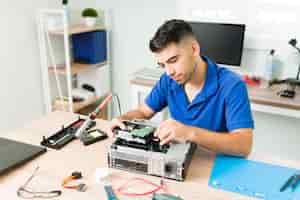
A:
291;174;300;190
91;94;113;119
280;175;295;192
104;185;118;200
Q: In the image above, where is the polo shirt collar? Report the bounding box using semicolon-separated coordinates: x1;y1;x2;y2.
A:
170;56;219;106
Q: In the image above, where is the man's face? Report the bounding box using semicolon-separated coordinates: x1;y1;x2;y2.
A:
155;41;198;85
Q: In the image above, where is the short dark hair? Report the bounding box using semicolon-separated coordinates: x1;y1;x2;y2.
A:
149;19;195;52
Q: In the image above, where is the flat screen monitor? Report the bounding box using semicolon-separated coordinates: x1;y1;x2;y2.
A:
189;21;245;67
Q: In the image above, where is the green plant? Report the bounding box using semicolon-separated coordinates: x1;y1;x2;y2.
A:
82;8;98;18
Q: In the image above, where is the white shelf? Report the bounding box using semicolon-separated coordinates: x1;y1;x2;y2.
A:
49;24;106;35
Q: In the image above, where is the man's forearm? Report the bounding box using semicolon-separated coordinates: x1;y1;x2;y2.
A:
188;126;252;157
117;109;151;121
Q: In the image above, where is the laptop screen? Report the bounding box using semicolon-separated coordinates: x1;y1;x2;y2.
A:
0;137;46;175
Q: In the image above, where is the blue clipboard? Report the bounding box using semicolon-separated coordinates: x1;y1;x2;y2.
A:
208;155;300;199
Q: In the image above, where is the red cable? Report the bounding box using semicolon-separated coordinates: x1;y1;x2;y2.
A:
116;177;169;196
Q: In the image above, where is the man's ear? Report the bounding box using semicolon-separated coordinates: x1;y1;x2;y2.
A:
191;40;200;57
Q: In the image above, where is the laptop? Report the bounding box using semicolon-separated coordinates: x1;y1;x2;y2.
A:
0;137;46;175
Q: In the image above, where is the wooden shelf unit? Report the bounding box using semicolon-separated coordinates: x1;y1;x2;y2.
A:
38;9;111;114
48;61;107;75
49;24;106;35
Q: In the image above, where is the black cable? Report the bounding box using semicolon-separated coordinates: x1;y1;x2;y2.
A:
296;64;300;80
288;38;300;80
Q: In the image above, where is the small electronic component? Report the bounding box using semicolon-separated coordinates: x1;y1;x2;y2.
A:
277;89;295;98
80;129;108;146
62;171;87;192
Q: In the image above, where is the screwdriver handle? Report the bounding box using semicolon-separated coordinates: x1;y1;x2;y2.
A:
280;175;295;192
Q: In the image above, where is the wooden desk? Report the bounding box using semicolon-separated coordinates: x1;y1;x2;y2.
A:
130;78;300;118
1;111;300;199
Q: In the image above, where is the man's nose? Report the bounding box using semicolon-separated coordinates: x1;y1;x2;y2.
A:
165;65;175;76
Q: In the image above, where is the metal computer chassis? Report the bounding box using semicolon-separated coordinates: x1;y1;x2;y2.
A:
108;141;196;181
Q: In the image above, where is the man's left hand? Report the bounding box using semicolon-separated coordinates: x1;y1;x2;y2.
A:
154;119;191;145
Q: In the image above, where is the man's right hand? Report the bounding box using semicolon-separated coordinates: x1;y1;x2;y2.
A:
106;118;126;137
105;104;155;137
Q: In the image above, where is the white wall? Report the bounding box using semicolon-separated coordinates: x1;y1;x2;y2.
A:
0;1;60;132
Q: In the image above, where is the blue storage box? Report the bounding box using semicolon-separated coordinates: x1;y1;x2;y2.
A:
71;30;107;64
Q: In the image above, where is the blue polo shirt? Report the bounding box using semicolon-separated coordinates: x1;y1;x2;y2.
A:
145;56;254;132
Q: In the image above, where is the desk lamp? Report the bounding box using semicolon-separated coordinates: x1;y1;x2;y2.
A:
287;39;300;84
269;38;300;98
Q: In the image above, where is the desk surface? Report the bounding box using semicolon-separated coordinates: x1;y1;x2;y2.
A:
1;111;300;200
130;78;300;110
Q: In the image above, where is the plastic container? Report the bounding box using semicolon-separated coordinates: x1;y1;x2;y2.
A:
264;49;275;81
72;30;107;64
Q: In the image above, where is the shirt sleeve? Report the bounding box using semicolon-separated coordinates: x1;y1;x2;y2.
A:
225;81;254;131
145;74;168;113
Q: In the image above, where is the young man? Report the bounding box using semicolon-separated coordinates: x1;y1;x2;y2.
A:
108;19;254;157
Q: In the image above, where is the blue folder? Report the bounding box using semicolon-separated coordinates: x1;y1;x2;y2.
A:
208;155;300;200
